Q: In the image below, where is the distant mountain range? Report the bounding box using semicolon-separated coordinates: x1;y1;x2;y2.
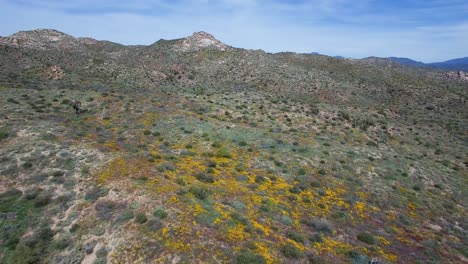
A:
309;51;468;71
387;57;468;71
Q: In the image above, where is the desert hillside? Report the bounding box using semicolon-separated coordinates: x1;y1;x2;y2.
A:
0;29;467;264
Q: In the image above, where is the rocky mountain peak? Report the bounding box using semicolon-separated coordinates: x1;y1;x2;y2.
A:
0;29;98;50
175;31;227;52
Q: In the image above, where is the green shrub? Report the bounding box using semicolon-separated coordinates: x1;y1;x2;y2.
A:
338;110;350;121
157;162;176;172
0;188;22;202
297;168;306;175
287;230;306;244
211;142;222;148
357;232;375;244
118;209;134;222
85;186;108;202
309;232;323;243
153;208;168;219
175;177;186;186
238;141;248;146
195;172;215;183
280;243;303;259
310;218;333;234
234;250;266;264
24;188;42;200
345;250;369;263
206;160;217;168
5;242;36;264
135;213;148;224
95;200;121;220
254;175;267;184
217;146;232;158
309;105;319;115
53;235;72;250
0;127;9;141
22;162;33;169
189;186;211;200
96;247;108;258
33;193;51;207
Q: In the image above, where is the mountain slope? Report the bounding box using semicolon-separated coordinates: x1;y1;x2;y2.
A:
0;29;467;264
387;57;426;67
383;56;468;71
429;57;468;71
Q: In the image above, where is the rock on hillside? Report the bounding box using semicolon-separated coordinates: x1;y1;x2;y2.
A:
445;71;468;82
0;29;98;50
174;31;228;52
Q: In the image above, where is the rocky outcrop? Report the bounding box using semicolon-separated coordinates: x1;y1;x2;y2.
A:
174;31;228;52
444;71;468;82
0;29;98;50
45;65;64;80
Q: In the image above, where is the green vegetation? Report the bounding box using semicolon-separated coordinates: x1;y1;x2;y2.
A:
0;30;466;263
135;213;148;224
0;127;9;141
357;232;376;245
281;243;303;259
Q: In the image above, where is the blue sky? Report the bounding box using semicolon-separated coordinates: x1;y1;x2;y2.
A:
0;0;467;62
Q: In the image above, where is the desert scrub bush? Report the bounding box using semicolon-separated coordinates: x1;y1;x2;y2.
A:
234;250;266;264
85;186;109;202
189;186;211;200
153;208;168;219
217;146;232;158
185;143;193;149
7;97;19;104
0;188;22;201
52;235;72;250
357;232;376;244
345;250;369;263
96;246;108;258
33;192;51;207
206;159;217;168
309;105;319;115
22;161;33;169
254;175;267;184
308;218;333;234
157;162;176;172
338;110;351;121
24;187;43;200
95;200;122;220
280;243;303;259
146;218;163;232
309;232;323;243
117;209;134;222
5;226;55;263
175;177;186;186
287;230;306;244
279;215;293;226
195;172;215;183
211;141;222;148
135;213;148;224
0;127;9;141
